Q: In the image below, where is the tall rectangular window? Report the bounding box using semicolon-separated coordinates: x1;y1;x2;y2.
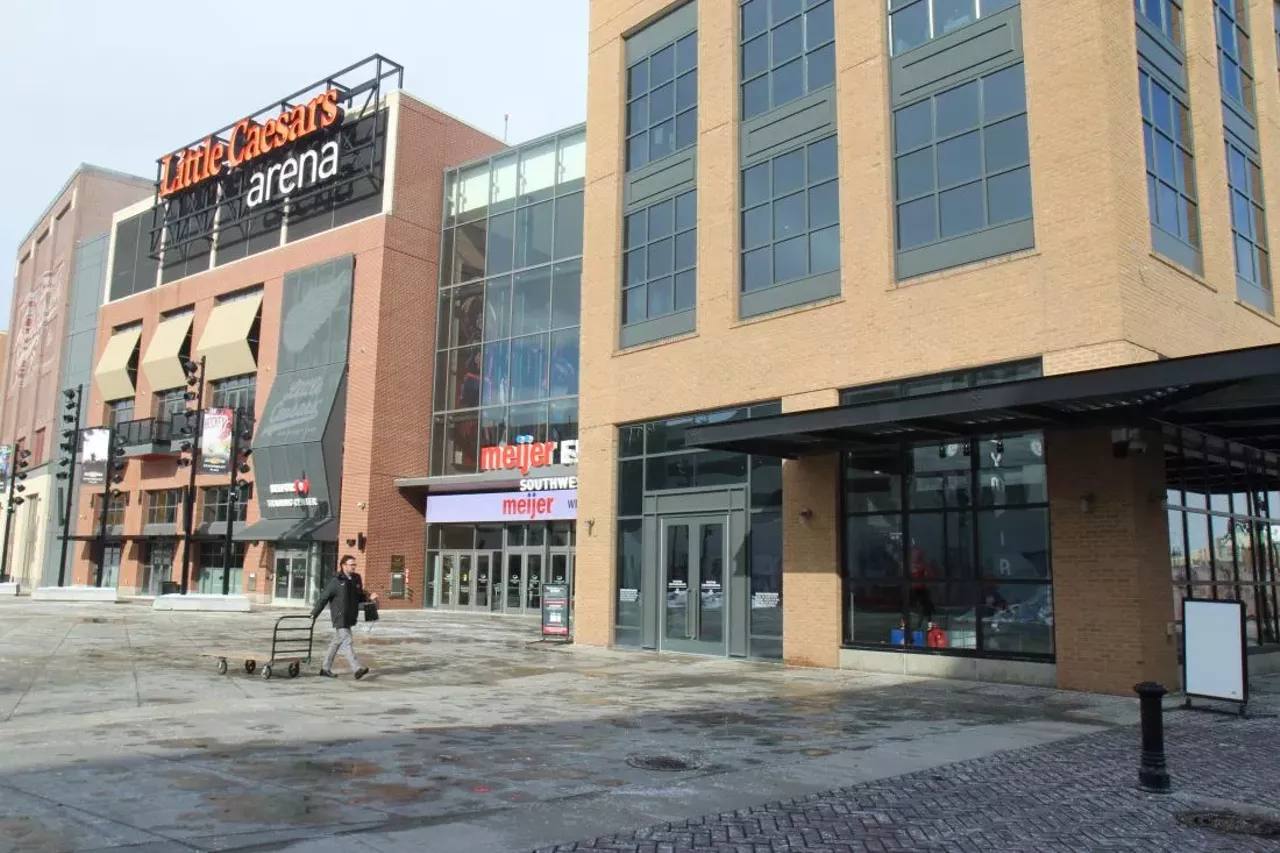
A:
741;0;835;120
434;129;584;476
894;65;1032;255
622;6;698;346
889;1;1029;279
623;191;697;327
1135;0;1201;272
1215;0;1273;314
1216;0;1256;116
626;29;697;172
107;399;135;427
1226;137;1272;313
742;136;840;294
889;0;1018;56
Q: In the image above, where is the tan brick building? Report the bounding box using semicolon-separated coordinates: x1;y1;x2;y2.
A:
64;58;504;608
1;165;153;594
572;0;1280;694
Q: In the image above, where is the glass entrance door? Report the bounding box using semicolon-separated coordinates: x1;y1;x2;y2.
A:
273;551;310;604
437;551;502;610
660;515;728;656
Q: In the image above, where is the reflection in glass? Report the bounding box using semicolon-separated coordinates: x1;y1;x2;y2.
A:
506;554;523;610
981;584;1054;655
699;523;726;643
617;519;644;644
750;511;783;653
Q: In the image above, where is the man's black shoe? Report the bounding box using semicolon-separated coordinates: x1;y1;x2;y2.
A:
354;667;369;680
318;669;337;678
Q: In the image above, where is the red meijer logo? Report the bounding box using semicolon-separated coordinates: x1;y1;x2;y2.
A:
294;479;310;497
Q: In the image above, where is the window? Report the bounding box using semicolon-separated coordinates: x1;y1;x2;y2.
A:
889;0;1018;56
145;488;185;526
626;29;697;170
894;63;1032;254
109;211;160;302
616;402;783;658
1135;0;1183;47
32;428;45;466
153;388;188;423
210;374;256;415
106;399;135;428
196;541;247;595
741;136;840;292
1166;429;1280;647
434;136;584;477
741;0;835;120
1215;0;1256;116
1213;1;1272;314
95;492;129;528
624;190;697;325
201;485;250;524
1139;72;1200;257
1226;137;1273;313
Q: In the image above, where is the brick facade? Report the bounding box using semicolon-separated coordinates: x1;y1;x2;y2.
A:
69;94;504;604
576;0;1280;693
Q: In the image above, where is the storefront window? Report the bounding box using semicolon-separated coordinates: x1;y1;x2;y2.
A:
843;432;1053;658
615;402;783;658
1166;428;1280;646
433;128;584;477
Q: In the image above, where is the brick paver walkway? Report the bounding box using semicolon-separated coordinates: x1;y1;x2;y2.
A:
536;696;1280;852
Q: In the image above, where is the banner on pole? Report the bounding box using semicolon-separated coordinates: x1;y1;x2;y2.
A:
200;408;234;475
80;429;109;486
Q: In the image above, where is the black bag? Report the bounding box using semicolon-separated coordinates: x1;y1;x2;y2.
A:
363;600;380;622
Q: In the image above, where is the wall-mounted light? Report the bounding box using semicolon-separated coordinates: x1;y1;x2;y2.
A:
586;518;595;536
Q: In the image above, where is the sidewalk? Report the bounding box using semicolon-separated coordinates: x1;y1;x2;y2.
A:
532;685;1280;853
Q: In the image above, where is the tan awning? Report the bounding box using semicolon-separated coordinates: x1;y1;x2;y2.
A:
94;326;143;401
140;311;193;391
197;291;263;381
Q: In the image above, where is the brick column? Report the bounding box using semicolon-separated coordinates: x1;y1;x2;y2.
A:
1048;427;1179;694
782;390;842;667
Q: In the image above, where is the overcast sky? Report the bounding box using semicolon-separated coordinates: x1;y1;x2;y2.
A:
0;0;589;330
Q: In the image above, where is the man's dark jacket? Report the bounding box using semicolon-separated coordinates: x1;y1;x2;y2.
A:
311;571;368;628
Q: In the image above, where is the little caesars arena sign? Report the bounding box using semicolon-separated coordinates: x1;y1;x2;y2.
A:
158;88;344;209
481;439;579;492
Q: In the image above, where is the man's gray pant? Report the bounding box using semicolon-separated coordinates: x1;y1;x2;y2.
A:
322;627;362;672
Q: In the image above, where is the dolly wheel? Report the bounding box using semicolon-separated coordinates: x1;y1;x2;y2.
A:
216;658;228;675
288;662;300;679
244;660;256;674
261;664;273;680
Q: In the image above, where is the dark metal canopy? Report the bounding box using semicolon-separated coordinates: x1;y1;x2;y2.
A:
685;344;1280;459
233;516;337;544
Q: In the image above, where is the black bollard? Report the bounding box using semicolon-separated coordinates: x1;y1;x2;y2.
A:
1134;681;1170;793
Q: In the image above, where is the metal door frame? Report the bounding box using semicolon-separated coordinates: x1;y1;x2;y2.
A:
642;486;749;657
658;514;730;656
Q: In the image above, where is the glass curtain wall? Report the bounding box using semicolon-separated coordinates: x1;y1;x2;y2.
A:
616;403;783;660
433;127;586;476
1165;428;1280;646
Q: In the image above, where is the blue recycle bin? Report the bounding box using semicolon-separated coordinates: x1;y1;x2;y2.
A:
891;628;925;646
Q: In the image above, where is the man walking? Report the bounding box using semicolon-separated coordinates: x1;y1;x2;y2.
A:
311;554;377;679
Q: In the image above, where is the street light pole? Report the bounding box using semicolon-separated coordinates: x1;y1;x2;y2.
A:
0;438;29;584
55;386;84;587
221;410;241;596
178;356;206;595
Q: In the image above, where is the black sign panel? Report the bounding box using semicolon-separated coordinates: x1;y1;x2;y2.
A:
149;56;403;263
541;583;570;638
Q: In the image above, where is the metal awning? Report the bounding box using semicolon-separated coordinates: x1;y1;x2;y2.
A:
197;291;263;381
685;344;1280;459
141;310;193;391
94;325;143;401
233;516;337;543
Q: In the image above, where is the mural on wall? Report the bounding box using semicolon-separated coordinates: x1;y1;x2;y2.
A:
9;259;65;394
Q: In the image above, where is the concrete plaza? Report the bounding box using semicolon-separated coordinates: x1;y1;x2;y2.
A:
0;599;1275;853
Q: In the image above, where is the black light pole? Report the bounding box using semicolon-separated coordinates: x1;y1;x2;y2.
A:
220;410;253;596
177;356;206;595
0;439;31;584
95;429;127;588
54;386;84;587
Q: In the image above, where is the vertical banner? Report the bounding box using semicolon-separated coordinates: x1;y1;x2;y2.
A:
80;428;109;485
0;444;10;484
199;408;233;475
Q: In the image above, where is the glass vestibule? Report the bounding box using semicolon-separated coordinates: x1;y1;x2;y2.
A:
271;543;335;606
